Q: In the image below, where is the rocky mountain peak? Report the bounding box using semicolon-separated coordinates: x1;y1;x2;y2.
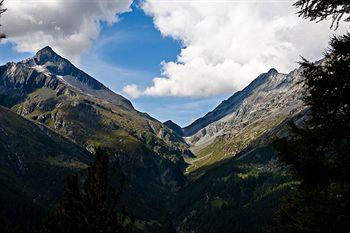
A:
1;46;135;110
32;46;63;66
21;46;109;91
183;67;302;137
36;45;55;56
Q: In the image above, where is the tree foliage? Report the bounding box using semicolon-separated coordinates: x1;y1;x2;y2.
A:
43;148;132;233
0;0;6;40
274;1;350;231
294;0;350;28
274;32;350;233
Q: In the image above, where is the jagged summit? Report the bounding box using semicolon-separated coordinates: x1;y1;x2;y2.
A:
25;46;98;80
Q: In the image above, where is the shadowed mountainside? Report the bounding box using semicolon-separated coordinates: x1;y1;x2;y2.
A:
0;105;91;232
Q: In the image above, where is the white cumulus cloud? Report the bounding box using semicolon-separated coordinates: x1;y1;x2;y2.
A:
123;84;141;99
138;0;347;97
1;0;133;64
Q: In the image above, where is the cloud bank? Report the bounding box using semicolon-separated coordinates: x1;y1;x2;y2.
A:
1;0;133;63
130;0;346;98
1;0;346;98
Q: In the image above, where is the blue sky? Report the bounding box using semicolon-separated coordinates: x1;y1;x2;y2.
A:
0;3;229;127
81;5;232;126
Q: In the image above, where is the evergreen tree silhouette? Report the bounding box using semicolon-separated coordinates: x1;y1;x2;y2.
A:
44;148;132;233
294;0;350;28
274;32;350;233
274;1;350;231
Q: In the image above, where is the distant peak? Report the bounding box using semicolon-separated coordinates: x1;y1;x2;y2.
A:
267;68;278;74
42;45;53;51
164;120;181;127
163;120;183;136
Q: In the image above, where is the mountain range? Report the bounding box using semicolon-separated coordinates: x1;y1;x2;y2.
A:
0;47;307;232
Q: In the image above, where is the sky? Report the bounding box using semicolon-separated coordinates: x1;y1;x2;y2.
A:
0;0;347;126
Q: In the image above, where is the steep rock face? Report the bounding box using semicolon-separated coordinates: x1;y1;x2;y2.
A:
0;47;192;231
0;106;91;231
184;67;306;171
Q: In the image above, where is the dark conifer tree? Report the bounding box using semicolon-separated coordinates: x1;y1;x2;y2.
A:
294;0;350;28
275;0;350;233
274;32;350;233
0;0;6;40
274;1;350;231
44;148;132;233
